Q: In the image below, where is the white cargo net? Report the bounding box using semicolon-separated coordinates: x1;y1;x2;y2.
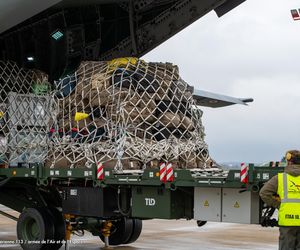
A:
0;59;210;170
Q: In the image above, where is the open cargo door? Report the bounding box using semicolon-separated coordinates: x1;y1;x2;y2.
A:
0;0;246;80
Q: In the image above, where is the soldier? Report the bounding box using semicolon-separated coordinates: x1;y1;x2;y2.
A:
260;150;300;250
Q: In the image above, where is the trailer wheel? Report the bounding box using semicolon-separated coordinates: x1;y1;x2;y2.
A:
124;219;142;244
17;208;55;250
48;207;66;250
196;220;207;227
100;217;133;245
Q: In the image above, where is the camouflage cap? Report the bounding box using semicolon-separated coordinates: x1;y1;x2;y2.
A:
285;150;300;164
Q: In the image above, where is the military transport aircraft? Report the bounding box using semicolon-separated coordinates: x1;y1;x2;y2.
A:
0;0;246;78
0;0;251;107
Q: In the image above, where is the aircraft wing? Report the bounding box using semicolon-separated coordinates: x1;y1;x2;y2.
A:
0;0;61;33
193;89;253;108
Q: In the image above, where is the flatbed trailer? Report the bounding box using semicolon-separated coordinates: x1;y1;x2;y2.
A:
0;163;282;249
0;1;260;249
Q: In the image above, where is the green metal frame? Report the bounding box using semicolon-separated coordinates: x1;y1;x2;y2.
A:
0;164;284;189
0;164;284;225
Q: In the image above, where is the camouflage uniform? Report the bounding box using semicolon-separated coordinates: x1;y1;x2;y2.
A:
260;164;300;250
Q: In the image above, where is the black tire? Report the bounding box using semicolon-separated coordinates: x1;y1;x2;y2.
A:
47;207;66;250
17;208;55;250
196;220;207;227
124;219;142;244
100;218;133;246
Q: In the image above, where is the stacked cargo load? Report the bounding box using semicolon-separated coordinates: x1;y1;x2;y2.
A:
0;58;210;171
0;61;51;168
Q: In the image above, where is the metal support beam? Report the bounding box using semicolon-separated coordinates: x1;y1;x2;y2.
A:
100;0;227;60
129;0;138;55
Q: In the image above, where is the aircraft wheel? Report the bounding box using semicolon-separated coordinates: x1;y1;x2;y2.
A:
48;207;66;250
124;219;142;244
17;207;55;250
100;217;133;245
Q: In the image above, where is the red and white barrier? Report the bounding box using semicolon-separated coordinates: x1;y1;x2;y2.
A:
240;163;249;184
160;162;174;182
97;162;104;180
160;163;167;183
166;163;174;182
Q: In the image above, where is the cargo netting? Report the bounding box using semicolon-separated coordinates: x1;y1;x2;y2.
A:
0;59;210;170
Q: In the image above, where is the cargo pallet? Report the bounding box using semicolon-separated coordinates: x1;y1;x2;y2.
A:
0;164;282;249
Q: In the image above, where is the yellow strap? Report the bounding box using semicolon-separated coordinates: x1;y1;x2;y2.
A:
107;57;139;71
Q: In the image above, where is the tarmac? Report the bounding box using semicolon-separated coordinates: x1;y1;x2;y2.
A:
0;207;278;250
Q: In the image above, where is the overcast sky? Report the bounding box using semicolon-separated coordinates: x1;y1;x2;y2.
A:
144;0;300;163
